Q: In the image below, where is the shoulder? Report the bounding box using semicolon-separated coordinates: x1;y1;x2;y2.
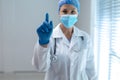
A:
74;26;90;40
74;26;92;48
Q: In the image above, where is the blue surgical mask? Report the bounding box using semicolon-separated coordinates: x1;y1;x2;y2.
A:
60;14;78;28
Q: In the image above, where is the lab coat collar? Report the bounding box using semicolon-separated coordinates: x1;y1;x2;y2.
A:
52;23;84;38
52;24;63;38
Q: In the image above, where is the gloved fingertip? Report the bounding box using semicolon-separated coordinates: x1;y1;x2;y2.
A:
45;13;49;22
50;21;53;25
50;21;53;28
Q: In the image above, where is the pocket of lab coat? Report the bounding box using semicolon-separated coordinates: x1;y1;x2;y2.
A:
72;43;82;52
72;38;83;53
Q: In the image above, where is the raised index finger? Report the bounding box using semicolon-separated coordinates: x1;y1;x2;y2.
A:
45;13;49;22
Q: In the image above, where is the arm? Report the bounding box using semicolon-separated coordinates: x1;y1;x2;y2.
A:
32;13;53;72
86;39;98;80
32;41;51;72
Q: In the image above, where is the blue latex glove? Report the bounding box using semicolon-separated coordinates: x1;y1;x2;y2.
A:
37;13;53;45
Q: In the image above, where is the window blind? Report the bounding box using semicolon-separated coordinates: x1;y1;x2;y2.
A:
94;0;120;80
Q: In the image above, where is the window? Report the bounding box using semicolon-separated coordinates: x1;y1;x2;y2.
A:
94;0;120;80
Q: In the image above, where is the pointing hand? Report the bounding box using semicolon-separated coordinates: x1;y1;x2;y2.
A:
37;13;53;45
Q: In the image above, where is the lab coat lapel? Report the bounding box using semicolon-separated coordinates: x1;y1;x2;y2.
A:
52;24;85;48
53;24;70;47
70;36;78;49
52;24;63;38
69;27;84;51
62;35;70;47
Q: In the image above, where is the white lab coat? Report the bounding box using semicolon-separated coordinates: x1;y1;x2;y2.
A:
32;24;97;80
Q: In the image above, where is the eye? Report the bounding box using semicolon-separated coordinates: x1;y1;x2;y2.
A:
62;10;68;14
71;10;76;14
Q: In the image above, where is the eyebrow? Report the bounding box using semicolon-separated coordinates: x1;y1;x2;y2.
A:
62;8;76;11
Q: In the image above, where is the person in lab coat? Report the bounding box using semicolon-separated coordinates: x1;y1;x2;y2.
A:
32;0;97;80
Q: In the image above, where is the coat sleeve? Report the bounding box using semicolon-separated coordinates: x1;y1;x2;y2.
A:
32;41;51;72
86;38;98;80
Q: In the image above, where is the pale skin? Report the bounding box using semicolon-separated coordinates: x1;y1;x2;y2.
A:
42;4;78;47
59;4;78;40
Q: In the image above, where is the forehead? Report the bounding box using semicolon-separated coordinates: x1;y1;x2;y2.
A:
60;4;77;10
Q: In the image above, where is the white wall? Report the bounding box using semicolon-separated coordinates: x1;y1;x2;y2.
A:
77;0;92;34
0;0;92;73
0;0;3;72
0;0;59;73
